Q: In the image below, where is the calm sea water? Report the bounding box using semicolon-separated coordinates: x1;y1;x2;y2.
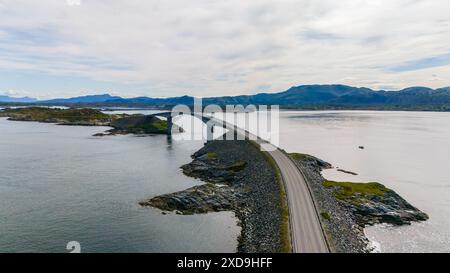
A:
0;117;239;253
1;110;449;253
277;110;450;253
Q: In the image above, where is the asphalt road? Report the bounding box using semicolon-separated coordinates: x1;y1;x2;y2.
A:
267;147;329;253
203;116;330;253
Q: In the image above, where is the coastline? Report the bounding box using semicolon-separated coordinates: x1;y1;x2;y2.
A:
143;140;429;253
1;107;431;253
141;137;289;253
289;153;428;252
0;107;174;135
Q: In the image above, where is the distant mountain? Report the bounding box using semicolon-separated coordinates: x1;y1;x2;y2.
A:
0;95;37;103
203;85;450;110
18;84;450;111
203;84;376;105
39;94;122;104
106;95;195;105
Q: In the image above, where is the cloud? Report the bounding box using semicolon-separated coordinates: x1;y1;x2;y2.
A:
1;90;19;96
0;0;450;98
387;53;450;72
301;30;343;41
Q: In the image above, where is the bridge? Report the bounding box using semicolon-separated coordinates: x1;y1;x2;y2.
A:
151;111;330;253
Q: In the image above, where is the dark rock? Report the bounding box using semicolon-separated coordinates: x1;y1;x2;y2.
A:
290;152;428;253
337;169;358;176
140;138;283;253
93;132;108;137
334;187;429;227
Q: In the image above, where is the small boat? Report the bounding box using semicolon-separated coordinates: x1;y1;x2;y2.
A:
358;146;365;150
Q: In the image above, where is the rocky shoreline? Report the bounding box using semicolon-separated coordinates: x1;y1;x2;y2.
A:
0;107;177;136
140;137;287;253
0;107;112;126
289;153;428;252
142;141;429;253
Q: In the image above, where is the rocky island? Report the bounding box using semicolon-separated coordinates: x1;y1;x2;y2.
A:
105;114;181;135
0;107;178;135
140;136;290;253
0;107;112;126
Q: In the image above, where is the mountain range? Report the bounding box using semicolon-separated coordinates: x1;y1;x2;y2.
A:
39;94;122;104
2;85;450;110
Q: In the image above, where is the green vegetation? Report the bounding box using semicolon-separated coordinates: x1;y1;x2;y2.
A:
149;119;168;130
207;152;218;160
225;161;247;172
109;115;171;134
289;153;307;161
322;180;391;201
0;107;175;135
320;211;331;220
124;119;167;131
0;107;111;124
250;140;291;253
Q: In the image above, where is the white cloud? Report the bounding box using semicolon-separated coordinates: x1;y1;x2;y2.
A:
1;90;19;96
0;0;450;98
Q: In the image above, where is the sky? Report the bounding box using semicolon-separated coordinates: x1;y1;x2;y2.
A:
0;0;450;99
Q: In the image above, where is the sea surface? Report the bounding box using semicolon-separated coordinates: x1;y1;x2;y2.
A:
277;110;450;253
0;117;239;253
1;110;449;252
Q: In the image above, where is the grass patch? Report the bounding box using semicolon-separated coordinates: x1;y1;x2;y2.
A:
320;211;331;220
151;119;168;130
322;180;391;201
207;152;218;160
289;153;307;161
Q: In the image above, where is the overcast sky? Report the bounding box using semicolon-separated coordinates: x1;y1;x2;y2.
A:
1;0;450;99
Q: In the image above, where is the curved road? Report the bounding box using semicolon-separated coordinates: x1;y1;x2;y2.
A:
267;146;329;253
207;115;330;253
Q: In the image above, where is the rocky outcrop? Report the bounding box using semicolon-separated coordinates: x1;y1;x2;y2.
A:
180;152;246;183
289;153;369;252
108;114;181;135
140;138;285;253
0;107;112;126
139;183;235;214
139;152;242;214
0;107;181;135
337;169;358;175
323;181;429;226
289;153;429;253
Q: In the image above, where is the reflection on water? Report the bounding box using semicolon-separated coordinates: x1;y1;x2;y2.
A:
278;110;450;253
